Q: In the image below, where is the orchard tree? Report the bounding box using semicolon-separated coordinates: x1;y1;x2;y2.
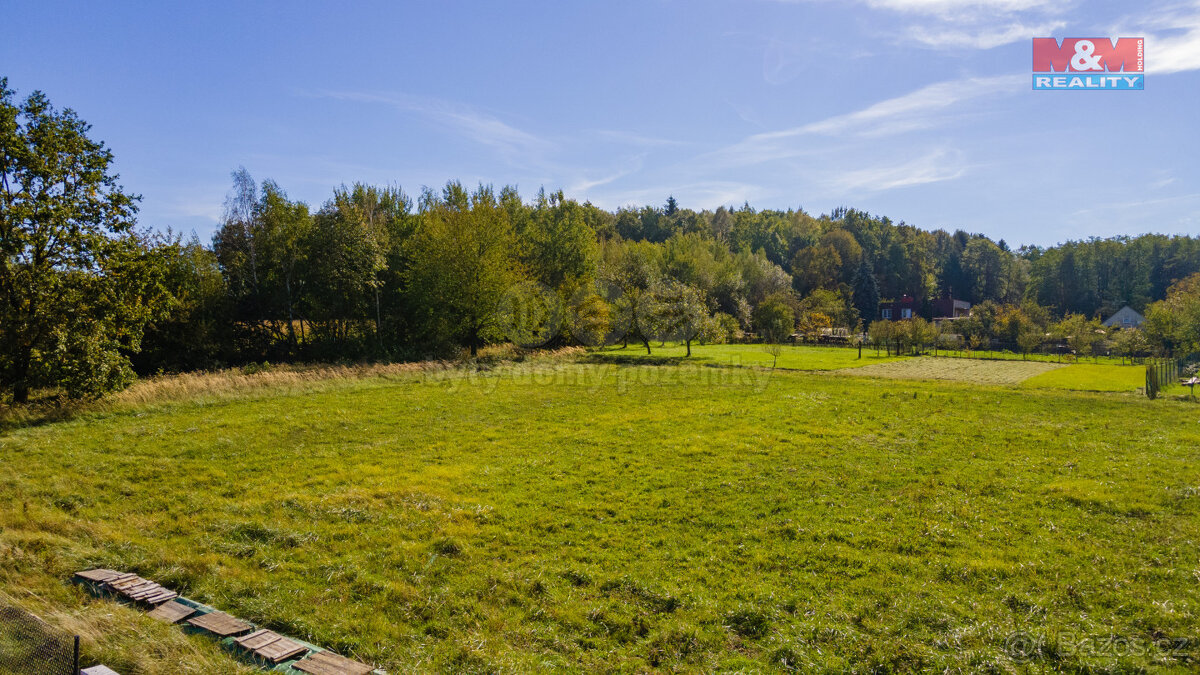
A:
902;317;936;355
1053;314;1103;360
868;320;896;355
1016;323;1046;360
600;239;662;353
653;280;707;356
0;79;169;402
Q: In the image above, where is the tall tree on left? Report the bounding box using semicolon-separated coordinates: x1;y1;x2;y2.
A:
0;78;171;402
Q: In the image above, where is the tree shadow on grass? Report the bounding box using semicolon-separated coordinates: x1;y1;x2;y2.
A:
578;353;710;367
0;401;90;432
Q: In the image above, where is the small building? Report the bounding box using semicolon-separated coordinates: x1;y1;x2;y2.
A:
1102;305;1145;329
879;294;971;322
930;296;972;320
879;295;918;321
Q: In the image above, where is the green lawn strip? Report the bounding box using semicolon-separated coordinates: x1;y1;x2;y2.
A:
932;350;1130;365
586;342;907;371
1021;363;1149;393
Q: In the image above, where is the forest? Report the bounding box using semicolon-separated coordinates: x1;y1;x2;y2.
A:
4;78;1200;402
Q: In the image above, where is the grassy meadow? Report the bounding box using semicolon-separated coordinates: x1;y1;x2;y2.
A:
1021;363;1150;393
587;342;907;371
593;343;1149;394
1;349;1198;673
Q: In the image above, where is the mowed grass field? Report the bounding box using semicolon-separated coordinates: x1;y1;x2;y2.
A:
1;357;1199;673
845;357;1146;393
588;343;908;371
596;343;1147;393
845;357;1065;386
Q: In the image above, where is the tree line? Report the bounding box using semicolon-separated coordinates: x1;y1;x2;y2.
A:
5;79;1200;402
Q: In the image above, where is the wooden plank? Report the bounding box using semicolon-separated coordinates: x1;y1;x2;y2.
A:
101;575;177;604
235;629;307;663
238;628;273;649
144;590;178;604
293;650;373;675
75;569;121;583
258;638;306;663
122;582;155;597
110;577;150;592
146;599;195;624
187;611;253;637
235;629;276;649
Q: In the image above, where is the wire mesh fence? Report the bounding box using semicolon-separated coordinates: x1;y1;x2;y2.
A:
1145;358;1180;400
0;595;79;675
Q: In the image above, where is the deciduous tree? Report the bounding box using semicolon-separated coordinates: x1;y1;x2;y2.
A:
406;183;524;356
0;79;168;401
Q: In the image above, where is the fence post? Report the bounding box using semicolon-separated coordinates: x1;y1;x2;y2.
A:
73;635;79;675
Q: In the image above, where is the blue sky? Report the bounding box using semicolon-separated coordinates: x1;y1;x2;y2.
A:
5;0;1198;246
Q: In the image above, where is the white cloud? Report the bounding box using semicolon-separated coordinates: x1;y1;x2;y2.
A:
310;90;554;159
1138;2;1200;75
769;0;1070;49
908;20;1066;49
1070;192;1200;217
162;197;223;221
826;148;968;193
862;0;1055;16
591;130;688;147
566;160;643;193
767;0;1055;13
706;74;1020;167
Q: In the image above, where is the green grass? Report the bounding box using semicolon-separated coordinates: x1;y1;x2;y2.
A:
929;349;1130;365
590;342;907;370
1022;363;1149;393
2;360;1199;672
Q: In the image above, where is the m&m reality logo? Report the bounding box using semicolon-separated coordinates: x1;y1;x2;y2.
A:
1032;37;1144;90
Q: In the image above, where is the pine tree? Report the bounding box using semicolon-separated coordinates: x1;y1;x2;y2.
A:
851;258;880;325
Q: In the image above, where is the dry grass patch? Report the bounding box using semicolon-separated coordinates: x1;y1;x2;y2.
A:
0;346;586;430
843;356;1064;386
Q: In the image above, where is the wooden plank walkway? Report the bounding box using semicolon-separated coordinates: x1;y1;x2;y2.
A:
75;569;122;583
75;568;378;673
146;599;196;623
109;575;177;605
293;650;374;675
235;629;308;664
76;569;177;605
187;611;253;637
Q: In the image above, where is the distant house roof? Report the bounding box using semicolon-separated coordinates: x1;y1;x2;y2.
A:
1102;305;1145;328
